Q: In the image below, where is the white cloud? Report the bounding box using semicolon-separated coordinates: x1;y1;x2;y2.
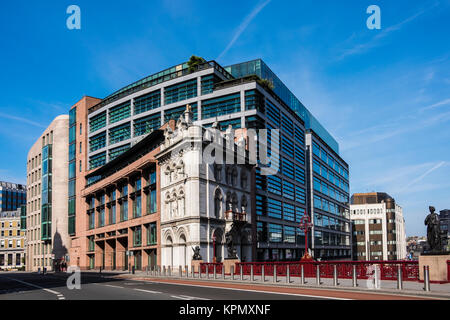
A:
0;112;46;128
217;0;271;60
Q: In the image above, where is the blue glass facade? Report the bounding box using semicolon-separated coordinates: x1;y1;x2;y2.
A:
0;182;26;212
225;59;339;154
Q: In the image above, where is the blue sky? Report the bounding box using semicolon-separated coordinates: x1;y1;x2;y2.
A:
0;0;449;236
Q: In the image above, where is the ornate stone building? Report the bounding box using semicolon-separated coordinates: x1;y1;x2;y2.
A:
156;107;254;268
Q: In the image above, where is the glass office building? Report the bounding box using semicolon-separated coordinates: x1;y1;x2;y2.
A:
0;181;26;212
84;58;350;261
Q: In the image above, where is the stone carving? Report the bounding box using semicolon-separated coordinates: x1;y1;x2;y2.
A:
425;206;443;252
225;224;238;259
192;246;202;260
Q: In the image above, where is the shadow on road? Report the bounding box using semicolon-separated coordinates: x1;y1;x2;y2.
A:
0;271;125;296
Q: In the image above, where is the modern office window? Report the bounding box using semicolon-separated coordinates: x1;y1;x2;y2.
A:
133;226;142;247
89;132;106;152
109;101;131;124
88;212;95;230
268;223;282;243
109;123;131;145
147;223;157;245
134;90;161;115
121;200;128;221
266;100;280;127
164;79;197;105
164;103;198;122
267;175;282;196
89;112;107;133
267;198;282;219
89;152;106;170
109;203;116;225
134;113;161;137
133;194;142;218
282;180;294;200
283;203;295;221
281;157;294;179
245;89;265;112
201;74;221;95
201;93;240;120
108;144;131;161
98;208;105;227
284;226;295;243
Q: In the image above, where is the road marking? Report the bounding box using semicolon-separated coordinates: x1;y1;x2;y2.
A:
133;288;162;294
103;284;124;289
171;295;191;300
142;280;351;300
5;277;65;300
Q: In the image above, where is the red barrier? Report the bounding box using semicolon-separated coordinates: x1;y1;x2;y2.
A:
222;260;420;281
200;262;223;274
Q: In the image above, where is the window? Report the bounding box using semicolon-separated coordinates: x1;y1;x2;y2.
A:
134;90;161;114
133;226;142;247
147;223;157;245
109;101;131;124
201;74;221;95
268;223;282;243
267;198;282;219
89;152;106;170
134;113;161;137
164;103;198;122
89;112;106;133
164;79;197;105
121;200;128;221
109;123;131;145
89;132;106;152
201;93;240;120
245;89;264;112
109;144;131;161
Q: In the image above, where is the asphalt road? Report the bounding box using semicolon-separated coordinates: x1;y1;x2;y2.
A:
0;272;333;300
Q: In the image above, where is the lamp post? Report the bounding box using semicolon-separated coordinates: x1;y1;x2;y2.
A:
299;210;313;261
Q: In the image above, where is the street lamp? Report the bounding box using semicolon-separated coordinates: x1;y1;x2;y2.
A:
299;210;313;261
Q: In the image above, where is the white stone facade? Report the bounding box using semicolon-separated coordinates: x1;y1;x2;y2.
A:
350;202;407;260
156;108;253;268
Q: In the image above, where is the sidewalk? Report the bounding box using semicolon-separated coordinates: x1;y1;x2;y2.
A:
114;270;450;300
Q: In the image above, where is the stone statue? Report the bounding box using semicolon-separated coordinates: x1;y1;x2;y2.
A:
192;246;202;260
225;227;237;259
424;206;442;252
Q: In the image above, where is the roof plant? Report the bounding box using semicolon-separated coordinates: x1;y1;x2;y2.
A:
187;55;206;73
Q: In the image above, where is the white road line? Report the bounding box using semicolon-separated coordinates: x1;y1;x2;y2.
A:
103;284;124;289
171;295;191;300
5;277;64;299
142;280;351;300
133;288;162;294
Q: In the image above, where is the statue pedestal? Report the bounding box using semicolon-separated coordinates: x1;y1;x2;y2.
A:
191;260;203;272
418;253;450;282
223;258;239;274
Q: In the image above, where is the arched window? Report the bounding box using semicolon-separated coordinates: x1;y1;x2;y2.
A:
225;166;231;184
231;167;238;186
226;192;232;213
214;188;223;218
241;170;248;188
214;164;222;182
231;193;238;212
241;195;247;213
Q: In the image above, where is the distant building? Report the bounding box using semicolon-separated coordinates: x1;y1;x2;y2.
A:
0;209;26;270
0;181;26;212
406;236;427;260
350;192;407;260
440;209;449;251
